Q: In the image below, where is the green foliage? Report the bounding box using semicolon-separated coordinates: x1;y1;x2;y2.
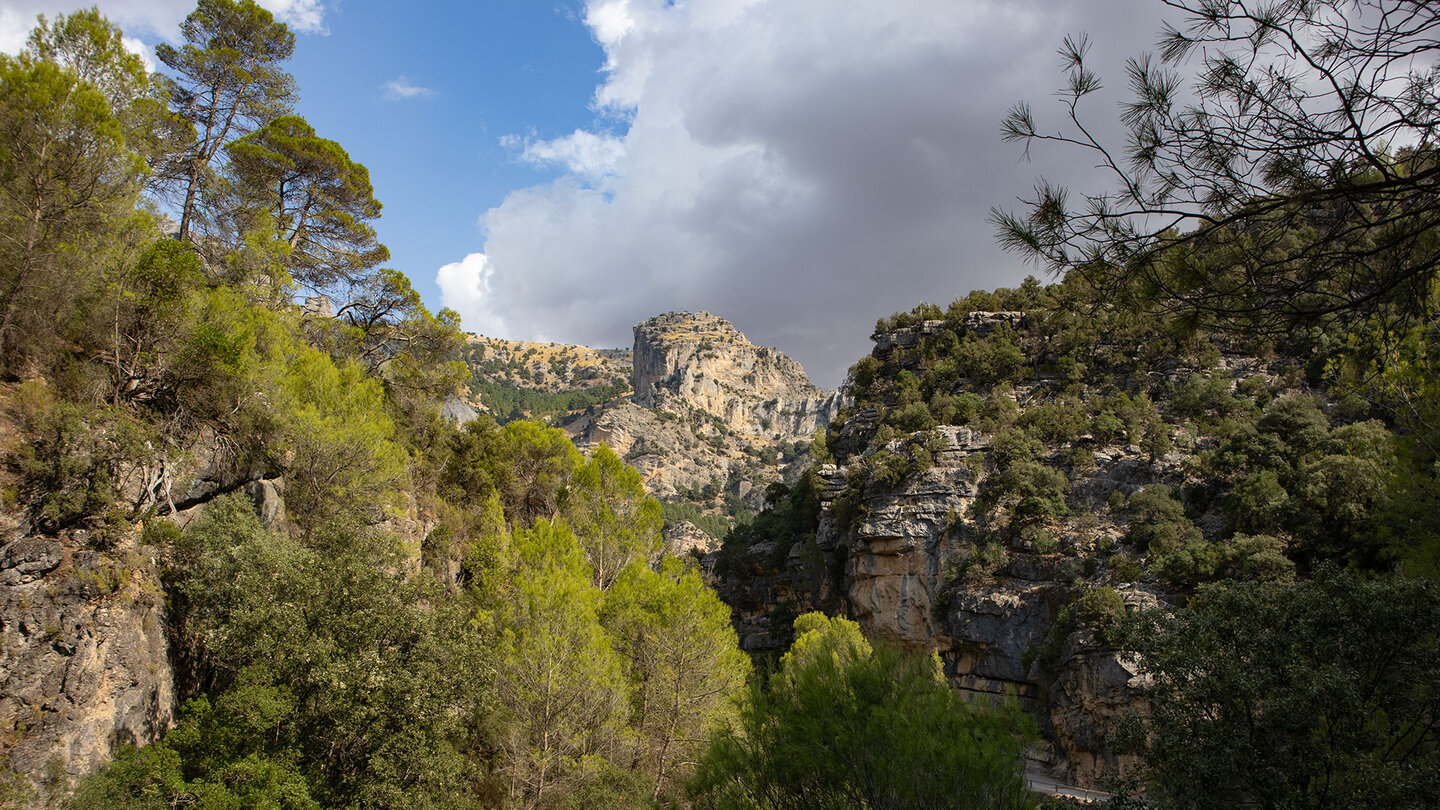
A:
944;542;1010;584
162;494;487;809
272;345;407;527
808;425;835;464
659;501;731;543
928;390;984;426
1072;586;1125;639
1019;400;1087;445
10;387;122;530
8;379;168;534
1123;486;1194;552
495;519;629;808
714;472;821;579
602;558;751;800
1167;372;1251;434
314;268;467;395
1204;394;1399;568
157;0;296;241
1107;552;1143;584
442;416;582;525
26;8;147;108
690;612;1034;810
959;325;1030;385
0;9;758;808
1119;571;1440;810
981;432;1070;529
0;48;144;374
469;376;630;424
227;115;389;292
562;444;664;590
104;239;206;401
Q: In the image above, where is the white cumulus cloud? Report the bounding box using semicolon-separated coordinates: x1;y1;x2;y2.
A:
381;75;434;101
513;130;626;178
436;253;509;338
259;0;327;34
442;0;1174;386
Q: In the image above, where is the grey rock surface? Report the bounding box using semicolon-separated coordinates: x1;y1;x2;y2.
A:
0;528;175;807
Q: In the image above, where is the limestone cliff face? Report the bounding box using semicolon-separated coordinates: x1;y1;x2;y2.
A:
631;312;845;439
717;421;1163;786
710;312;1299;789
567;313;848;526
0;529;174;806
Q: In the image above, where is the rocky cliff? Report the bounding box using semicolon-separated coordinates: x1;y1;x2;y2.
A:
566;312;847;532
631;312;845;439
712;295;1317;788
0;528;174;805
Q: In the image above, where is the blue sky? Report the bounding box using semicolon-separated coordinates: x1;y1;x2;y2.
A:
0;0;1173;386
279;1;608;322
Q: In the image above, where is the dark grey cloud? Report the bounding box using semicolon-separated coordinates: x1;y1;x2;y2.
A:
438;0;1178;386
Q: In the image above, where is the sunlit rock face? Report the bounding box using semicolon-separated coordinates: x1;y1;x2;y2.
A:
0;529;176;808
631;311;845;440
566;312;849;524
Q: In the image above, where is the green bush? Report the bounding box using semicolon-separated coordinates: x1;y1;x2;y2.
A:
960;326;1029;385
1120;572;1440;810
946;543;1010;583
1109;553;1144;583
1124;486;1199;554
690;613;1033;810
1073;586;1126;640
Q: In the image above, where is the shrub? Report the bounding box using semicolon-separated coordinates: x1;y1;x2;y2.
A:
1109;553;1143;583
1073;586;1126;640
691;613;1034;810
946;543;1010;583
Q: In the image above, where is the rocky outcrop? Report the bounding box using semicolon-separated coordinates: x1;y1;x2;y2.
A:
565;312;848;525
440;396;479;425
717;422;1166;785
632;312;845;439
0;529;175;806
663;521;718;557
709;312;1289;788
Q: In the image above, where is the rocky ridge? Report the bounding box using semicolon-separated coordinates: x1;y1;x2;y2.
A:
631;311;846;439
459;334;631;397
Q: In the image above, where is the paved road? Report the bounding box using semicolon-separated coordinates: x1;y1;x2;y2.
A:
1025;765;1113;804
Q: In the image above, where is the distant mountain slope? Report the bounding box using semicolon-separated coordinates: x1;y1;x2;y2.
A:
453;335;632;423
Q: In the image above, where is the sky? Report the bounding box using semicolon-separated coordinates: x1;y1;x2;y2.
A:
0;0;1178;386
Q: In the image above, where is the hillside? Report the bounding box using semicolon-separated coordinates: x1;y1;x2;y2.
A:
564;312;846;546
709;276;1430;787
449;335;632;423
